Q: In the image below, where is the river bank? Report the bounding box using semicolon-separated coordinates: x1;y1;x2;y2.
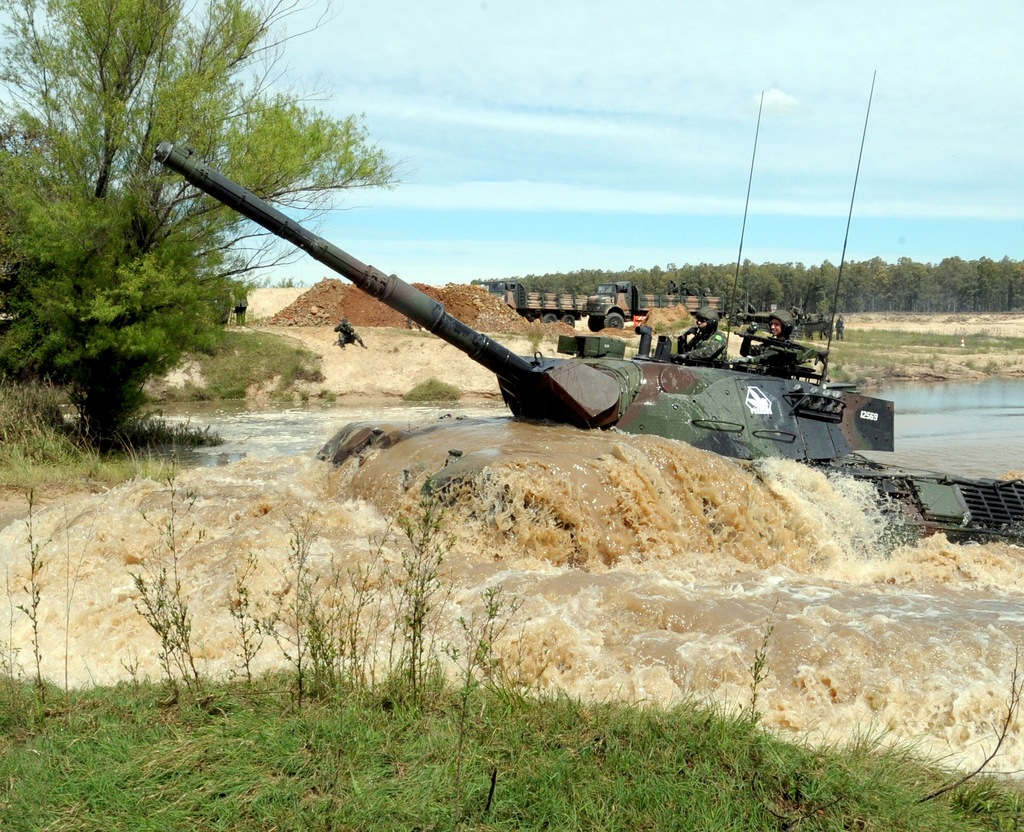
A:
5;293;1022;522
231;289;1024;403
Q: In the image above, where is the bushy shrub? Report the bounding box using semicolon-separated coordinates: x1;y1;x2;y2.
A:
402;378;461;403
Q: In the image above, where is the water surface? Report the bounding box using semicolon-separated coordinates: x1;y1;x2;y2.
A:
3;380;1023;776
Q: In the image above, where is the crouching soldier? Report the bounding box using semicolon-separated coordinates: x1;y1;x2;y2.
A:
334;318;366;349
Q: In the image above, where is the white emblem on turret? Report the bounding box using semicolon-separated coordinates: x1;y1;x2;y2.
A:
745;386;773;416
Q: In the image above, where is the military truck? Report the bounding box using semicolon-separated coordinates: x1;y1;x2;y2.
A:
480;281;585;326
584;281;720;332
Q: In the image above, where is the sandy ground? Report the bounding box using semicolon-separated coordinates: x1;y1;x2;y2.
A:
844;311;1024;340
242;287;569;401
261;324;517;402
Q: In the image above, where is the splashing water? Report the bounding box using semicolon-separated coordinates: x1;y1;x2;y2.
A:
2;418;1023;773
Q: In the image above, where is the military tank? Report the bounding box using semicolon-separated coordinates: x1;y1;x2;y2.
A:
154;142;1024;544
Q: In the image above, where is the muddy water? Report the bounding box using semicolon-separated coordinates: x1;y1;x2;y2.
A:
2;394;1024;775
867;379;1024;476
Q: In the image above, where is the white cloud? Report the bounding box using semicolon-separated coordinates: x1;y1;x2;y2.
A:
761;89;803;118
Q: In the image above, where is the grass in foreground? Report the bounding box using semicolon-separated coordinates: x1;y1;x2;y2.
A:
1;677;1021;832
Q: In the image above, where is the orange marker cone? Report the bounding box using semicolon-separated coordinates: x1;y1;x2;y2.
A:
960;337;965;348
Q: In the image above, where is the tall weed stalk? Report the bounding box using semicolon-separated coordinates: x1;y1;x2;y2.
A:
228;552;266;686
392;494;454;706
336;536;391;693
744;603;777;725
131;476;203;698
16;490;45;699
2;568;26;730
264;514;323;706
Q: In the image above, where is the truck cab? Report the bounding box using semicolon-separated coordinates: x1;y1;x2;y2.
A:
584;282;633;331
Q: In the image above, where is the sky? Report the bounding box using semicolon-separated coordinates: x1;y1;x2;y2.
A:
265;0;1024;287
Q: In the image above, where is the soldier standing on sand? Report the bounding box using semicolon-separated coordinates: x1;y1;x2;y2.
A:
334;317;366;349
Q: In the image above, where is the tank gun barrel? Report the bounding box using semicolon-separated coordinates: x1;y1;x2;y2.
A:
154;142;535;385
154;142;627;428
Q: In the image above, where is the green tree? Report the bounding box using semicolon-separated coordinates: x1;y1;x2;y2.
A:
0;0;395;441
934;257;977;313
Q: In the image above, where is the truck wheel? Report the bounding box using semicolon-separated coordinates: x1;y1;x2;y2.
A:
588;316;605;332
562;314;576;327
542;313;559;324
605;312;625;329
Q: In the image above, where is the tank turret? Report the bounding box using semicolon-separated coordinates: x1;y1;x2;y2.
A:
156;142;1024;543
154;141;893;463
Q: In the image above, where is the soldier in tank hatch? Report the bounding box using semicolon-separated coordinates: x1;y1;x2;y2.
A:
735;309;820;371
676;306;727;362
334;317;366;349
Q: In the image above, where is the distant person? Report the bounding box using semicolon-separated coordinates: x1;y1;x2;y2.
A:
334;317;366;349
676;306;727;362
835;315;845;341
233;297;248;326
666;280;678;295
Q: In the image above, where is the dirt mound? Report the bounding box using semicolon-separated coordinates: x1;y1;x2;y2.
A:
263;278;399;327
262;278;575;336
644;305;695;329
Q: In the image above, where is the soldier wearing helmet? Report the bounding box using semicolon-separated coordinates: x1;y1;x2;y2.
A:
766;309;795;339
334;317;366;349
736;307;819;373
677;306;727;362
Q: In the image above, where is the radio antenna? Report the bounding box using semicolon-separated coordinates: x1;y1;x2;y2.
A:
823;71;876;377
725;90;765;354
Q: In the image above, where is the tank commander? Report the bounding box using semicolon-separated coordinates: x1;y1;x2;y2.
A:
334;317;366;349
734;309;822;374
675;306;727;362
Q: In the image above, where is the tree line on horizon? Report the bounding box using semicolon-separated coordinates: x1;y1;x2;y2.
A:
485;255;1024;315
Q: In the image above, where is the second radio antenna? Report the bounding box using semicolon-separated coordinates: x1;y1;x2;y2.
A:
725;90;765;350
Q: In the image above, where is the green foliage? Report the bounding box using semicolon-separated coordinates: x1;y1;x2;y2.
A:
402;377;462;403
0;380;216;486
496;254;1024;318
2;677;1022;831
151;331;325;402
0;0;395;441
